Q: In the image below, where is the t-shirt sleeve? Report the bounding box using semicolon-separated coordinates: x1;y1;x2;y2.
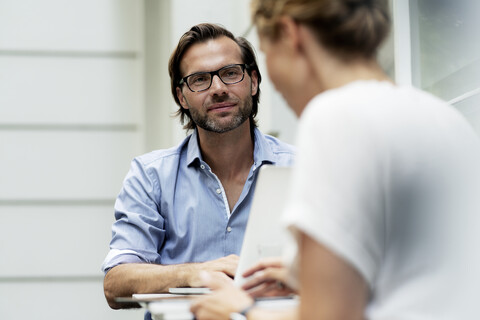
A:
283;98;387;287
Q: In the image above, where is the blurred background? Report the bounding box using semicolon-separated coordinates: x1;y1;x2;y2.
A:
0;0;478;319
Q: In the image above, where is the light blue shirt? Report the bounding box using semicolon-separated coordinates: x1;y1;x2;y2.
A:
102;128;295;272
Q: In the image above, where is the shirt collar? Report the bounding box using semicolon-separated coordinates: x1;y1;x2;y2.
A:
252;127;277;166
186;129;203;167
185;127;277;167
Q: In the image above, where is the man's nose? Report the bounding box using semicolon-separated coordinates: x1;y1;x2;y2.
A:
209;74;228;94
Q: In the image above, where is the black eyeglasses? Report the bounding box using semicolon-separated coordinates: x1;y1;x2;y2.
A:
179;64;249;92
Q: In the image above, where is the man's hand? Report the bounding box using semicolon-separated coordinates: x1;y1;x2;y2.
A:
241;257;296;298
188;254;239;287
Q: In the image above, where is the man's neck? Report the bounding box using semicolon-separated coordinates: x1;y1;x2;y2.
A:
197;120;254;180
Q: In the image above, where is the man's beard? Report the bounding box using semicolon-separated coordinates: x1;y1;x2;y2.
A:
189;96;253;134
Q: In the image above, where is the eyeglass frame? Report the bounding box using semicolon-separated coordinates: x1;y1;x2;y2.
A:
178;63;250;92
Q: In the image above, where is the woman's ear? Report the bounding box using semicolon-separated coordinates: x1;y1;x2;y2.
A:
278;16;303;53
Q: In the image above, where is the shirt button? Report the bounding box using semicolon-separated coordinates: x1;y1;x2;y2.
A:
216;188;221;194
227;227;232;232
200;164;205;169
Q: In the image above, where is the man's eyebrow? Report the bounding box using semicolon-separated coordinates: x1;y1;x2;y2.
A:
185;63;242;75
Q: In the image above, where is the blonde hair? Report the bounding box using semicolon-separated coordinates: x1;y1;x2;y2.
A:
251;0;390;59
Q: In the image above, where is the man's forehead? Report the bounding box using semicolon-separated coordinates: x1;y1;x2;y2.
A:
180;36;243;75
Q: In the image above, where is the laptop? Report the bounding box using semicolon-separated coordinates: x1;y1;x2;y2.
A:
233;165;293;286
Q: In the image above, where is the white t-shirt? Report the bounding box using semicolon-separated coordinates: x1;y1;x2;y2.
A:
284;80;480;319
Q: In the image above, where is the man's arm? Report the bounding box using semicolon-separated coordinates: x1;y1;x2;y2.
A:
299;232;368;320
103;254;239;309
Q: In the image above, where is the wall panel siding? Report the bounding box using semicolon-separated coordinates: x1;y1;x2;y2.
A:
0;281;144;320
0;0;145;319
0;206;115;277
0;57;141;125
0;131;142;199
0;0;141;52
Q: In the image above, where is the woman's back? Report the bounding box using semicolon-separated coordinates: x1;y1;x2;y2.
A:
286;79;480;319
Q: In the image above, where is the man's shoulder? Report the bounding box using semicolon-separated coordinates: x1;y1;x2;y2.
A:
135;136;190;168
258;130;296;154
136;148;179;167
254;129;296;166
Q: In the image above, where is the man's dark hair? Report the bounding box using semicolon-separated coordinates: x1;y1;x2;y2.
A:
168;23;262;131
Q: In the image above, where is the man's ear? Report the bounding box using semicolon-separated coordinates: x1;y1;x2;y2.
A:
250;70;259;96
176;87;189;109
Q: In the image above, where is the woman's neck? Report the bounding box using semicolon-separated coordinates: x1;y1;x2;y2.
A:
301;25;391;94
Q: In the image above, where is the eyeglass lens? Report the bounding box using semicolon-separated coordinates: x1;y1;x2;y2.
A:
187;65;245;92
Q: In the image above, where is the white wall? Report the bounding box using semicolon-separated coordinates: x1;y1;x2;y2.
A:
0;0;144;319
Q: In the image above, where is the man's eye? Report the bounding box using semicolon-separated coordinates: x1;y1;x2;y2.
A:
223;69;240;78
190;74;208;84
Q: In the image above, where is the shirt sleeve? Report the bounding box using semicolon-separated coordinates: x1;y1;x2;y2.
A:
283;97;387;288
102;157;166;273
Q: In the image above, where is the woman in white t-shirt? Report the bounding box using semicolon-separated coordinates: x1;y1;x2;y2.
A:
191;0;480;319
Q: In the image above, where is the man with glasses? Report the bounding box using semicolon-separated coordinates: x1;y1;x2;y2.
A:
102;23;295;314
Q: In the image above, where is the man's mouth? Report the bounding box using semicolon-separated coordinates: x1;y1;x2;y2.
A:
207;102;236;112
